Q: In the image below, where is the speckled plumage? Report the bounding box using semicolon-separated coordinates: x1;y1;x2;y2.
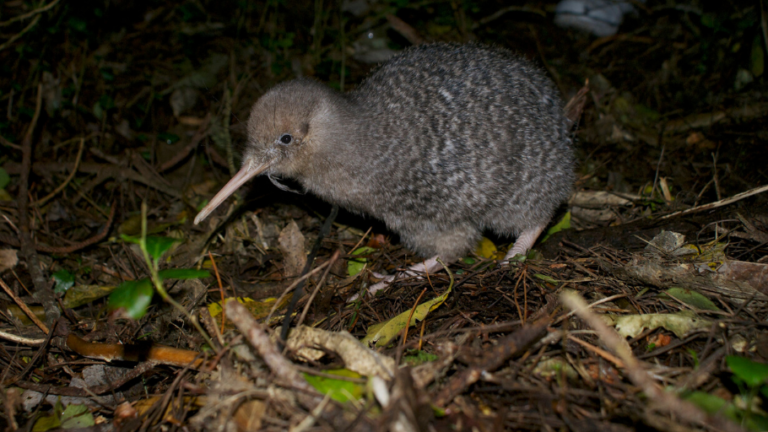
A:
217;43;575;261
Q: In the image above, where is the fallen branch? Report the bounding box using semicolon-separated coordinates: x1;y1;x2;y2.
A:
226;300;314;393
0;202;116;254
16;84;59;325
433;317;549;406
0;0;60;28
661;184;768;220
561;291;746;432
33;137;85;207
4;161;183;199
158;114;211;172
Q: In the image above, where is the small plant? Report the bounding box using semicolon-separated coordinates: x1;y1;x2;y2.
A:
107;202;213;348
684;355;768;431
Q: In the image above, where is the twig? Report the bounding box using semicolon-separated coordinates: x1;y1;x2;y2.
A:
0;202;116;254
660;184;768;220
158;114;211;172
560;291;747;432
0;330;45;345
222;88;235;176
4;161;184;199
0;134;21;150
266;259;334;324
433;317;549;406
0;0;60;28
227;301;315;394
15;361;156;397
17;84;59;325
652;143;665;200
712;151;721;201
208;251;226;332
761;0;768;60
0;14;41;52
386;14;424;45
279;205;339;342
0;277;48;334
34;137;85;207
471;5;544;30
297;249;341;328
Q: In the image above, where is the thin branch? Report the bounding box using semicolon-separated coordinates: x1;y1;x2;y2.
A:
660;184;768;220
0;0;60;28
34;137;85;207
17;84;59;325
0;14;41;52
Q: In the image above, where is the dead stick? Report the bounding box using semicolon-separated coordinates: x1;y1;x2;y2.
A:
226;301;315;394
561;291;747;432
34;137;85;207
660;184;768;220
0;202;116;254
17;84;59;325
0;278;48;334
158;114;210;172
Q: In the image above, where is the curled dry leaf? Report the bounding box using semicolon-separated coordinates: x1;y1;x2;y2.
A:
286;325;395;378
0;248;18;272
278;220;306;278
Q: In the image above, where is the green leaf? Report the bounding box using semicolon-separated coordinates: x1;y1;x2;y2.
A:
534;273;558;284
402;350;439;366
541;212;571;243
60;404;94;429
348;247;375;277
52;270;75;295
664;288;721;312
0;167;9;189
158;269;210;280
363;284;452;347
121;235;180;262
727;356;768;388
31;399;95;432
107;279;154;319
145;236;180;262
684;391;738;421
302;369;364;403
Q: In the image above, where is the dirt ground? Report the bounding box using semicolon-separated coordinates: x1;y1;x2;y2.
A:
1;1;767;431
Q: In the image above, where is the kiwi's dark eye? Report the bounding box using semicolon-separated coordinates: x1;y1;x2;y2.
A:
279;134;292;144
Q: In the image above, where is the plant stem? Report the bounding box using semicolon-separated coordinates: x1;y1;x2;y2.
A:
140;202;217;352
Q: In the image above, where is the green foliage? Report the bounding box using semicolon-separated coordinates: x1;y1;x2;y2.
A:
684;356;768;431
402;350;439;366
158;269;211;280
158;132;180;145
727;356;768;389
108;279;154;320
33;399;94;432
52;270;75;295
348;247;376;277
67;17;87;33
302;369;364;403
109;232;208;319
121;234;180;263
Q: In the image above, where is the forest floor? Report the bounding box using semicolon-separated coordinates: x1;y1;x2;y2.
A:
1;1;767;431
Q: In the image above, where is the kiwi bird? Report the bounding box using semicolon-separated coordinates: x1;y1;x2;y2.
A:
195;43;575;291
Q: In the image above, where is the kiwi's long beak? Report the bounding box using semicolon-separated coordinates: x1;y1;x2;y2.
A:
194;161;269;225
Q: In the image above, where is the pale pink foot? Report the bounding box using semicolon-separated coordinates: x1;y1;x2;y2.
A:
503;225;546;262
348;256;445;302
